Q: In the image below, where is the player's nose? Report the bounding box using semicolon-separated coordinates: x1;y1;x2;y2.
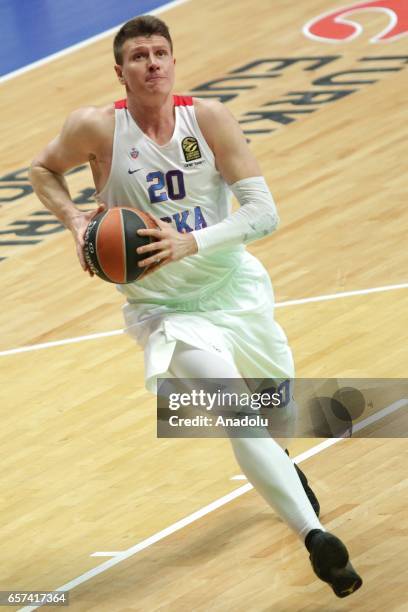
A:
147;53;160;70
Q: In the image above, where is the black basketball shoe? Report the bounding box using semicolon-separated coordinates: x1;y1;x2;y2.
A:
285;449;320;517
305;529;363;598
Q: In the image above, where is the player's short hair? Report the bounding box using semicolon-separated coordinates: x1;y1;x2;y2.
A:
114;15;173;64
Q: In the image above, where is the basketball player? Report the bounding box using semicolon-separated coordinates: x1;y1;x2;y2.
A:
29;15;362;598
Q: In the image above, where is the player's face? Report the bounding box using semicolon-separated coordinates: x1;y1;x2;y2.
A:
116;36;175;97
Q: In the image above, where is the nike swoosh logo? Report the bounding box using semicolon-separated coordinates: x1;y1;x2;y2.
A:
128;168;143;174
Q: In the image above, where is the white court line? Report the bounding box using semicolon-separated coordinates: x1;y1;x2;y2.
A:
352;398;407;434
19;483;253;611
232;398;408;479
275;282;408;307
18;397;406;612
1;282;406;357
0;329;124;357
0;0;191;85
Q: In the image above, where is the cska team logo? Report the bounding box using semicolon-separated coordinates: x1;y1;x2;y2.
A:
303;0;408;43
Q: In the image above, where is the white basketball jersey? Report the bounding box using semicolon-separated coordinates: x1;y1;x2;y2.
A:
97;96;261;308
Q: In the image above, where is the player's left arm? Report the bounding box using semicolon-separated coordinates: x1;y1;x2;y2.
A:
191;98;280;253
195;97;262;183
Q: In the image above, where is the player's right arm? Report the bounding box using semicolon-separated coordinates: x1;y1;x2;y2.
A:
29;107;105;273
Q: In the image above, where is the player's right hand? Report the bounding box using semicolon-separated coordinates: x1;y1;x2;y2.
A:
69;204;106;275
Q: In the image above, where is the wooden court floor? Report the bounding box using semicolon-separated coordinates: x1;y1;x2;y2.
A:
0;0;407;610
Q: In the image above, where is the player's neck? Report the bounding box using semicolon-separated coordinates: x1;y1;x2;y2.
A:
127;94;175;144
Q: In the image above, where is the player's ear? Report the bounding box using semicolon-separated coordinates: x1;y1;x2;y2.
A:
114;64;125;83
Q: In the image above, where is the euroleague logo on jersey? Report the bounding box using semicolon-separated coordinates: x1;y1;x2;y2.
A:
181;137;202;162
303;0;408;43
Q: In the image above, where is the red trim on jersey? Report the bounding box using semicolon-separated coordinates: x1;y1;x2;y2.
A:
114;96;193;109
114;99;127;109
173;95;193;106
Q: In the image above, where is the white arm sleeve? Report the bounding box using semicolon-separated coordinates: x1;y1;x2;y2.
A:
191;176;279;254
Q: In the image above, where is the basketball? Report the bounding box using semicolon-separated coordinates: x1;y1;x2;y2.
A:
83;207;158;283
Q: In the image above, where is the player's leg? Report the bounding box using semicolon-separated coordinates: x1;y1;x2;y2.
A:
168;341;322;537
168;340;362;597
241;316;321;516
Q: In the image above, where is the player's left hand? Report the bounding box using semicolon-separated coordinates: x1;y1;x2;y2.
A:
136;215;198;275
